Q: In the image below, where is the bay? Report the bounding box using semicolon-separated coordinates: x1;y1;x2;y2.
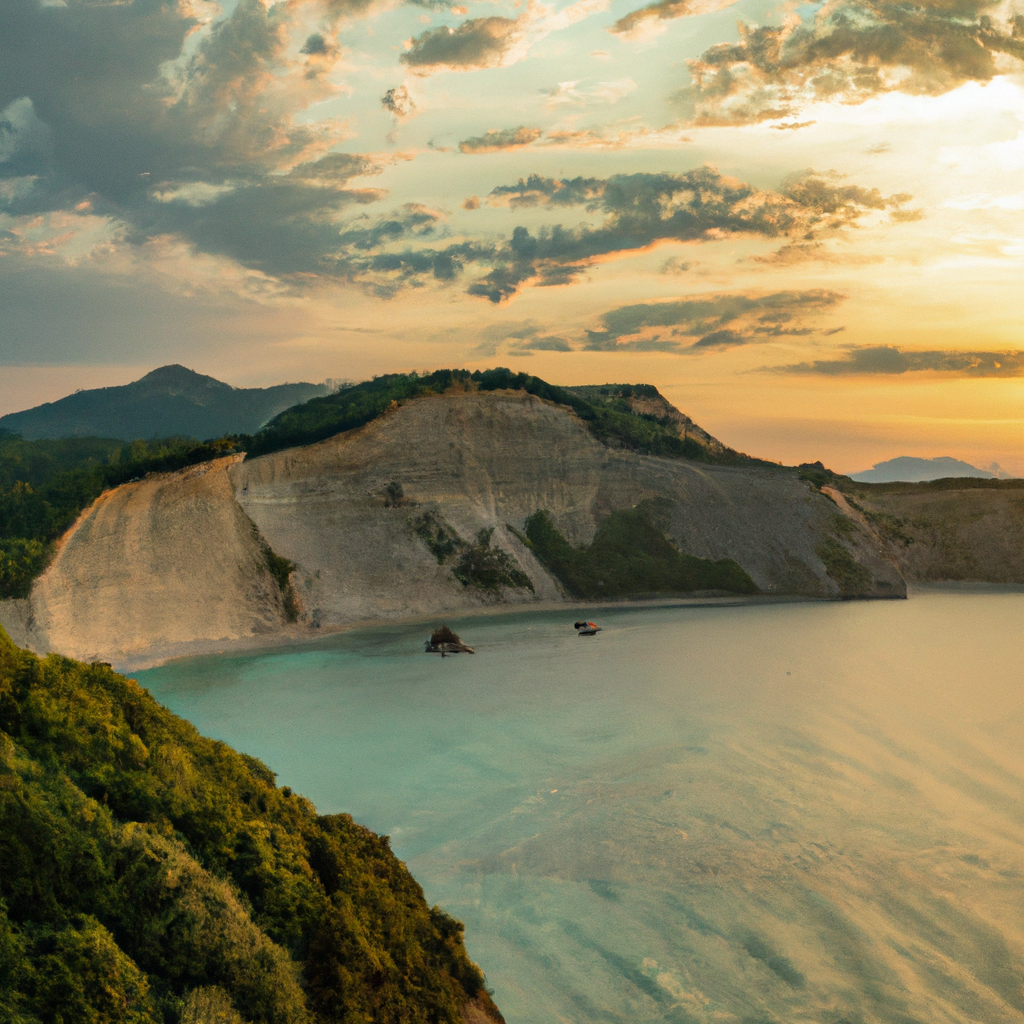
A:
137;589;1024;1024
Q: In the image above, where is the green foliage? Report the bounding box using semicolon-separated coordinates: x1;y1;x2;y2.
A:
412;511;462;565
523;502;758;598
451;528;534;593
413;515;533;593
0;627;497;1024
816;539;871;594
384;482;404;508
264;546;299;622
797;468;833;490
0;538;50;600
0;432;248;599
847;476;1024;495
247;371;472;458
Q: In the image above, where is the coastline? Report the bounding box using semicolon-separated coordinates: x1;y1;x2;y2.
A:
119;592;822;673
119;582;1024;673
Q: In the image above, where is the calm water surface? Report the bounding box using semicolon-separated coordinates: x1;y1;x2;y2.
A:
138;591;1024;1024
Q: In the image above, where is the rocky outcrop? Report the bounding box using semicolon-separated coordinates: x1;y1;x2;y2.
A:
0;390;906;667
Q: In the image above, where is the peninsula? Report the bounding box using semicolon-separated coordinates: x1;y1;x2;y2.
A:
1;368;1019;669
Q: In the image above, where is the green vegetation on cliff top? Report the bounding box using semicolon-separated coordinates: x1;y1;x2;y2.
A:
246;368;758;464
0;626;499;1024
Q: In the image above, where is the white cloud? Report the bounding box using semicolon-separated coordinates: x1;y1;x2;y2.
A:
545;77;637;105
0;97;50;164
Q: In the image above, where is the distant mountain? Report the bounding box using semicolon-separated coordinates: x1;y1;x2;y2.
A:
851;456;995;484
0;365;332;441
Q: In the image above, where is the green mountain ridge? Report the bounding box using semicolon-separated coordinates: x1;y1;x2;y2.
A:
0;624;502;1024
0;366;331;442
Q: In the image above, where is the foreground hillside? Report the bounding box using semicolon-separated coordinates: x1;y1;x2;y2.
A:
0;625;502;1024
0;382;905;666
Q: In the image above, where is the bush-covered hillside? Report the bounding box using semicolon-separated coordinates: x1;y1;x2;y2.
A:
519;501;758;598
0;627;501;1024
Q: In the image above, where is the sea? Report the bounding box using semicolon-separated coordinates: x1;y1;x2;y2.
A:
137;588;1024;1024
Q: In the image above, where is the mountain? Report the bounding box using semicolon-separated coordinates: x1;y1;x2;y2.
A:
0;365;332;441
0;625;502;1024
0;382;905;667
850;456;995;484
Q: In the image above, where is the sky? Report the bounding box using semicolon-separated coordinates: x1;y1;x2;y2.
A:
1;0;1023;473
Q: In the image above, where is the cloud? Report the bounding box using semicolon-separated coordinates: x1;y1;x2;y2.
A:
465;166;910;301
0;0;399;283
507;334;572;353
544;78;637;105
382;84;416;119
472;320;573;355
401;15;524;71
459;126;542;153
677;0;1024;125
610;0;738;39
583;289;844;351
401;0;611;75
777;345;1024;376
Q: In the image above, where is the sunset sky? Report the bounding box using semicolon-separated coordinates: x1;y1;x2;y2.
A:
2;0;1023;473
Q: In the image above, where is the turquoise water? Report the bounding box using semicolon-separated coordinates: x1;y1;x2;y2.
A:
138;591;1024;1024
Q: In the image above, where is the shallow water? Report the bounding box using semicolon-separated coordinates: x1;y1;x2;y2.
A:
138;591;1024;1024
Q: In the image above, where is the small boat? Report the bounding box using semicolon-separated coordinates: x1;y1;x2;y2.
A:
574;620;601;636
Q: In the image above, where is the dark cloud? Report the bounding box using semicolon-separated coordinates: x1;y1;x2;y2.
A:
382;85;416;118
401;16;522;72
507;335;573;353
777;345;1024;376
584;289;844;352
465;167;906;302
459;127;542;154
489;173;607;208
677;0;1024;125
0;0;398;284
300;33;333;56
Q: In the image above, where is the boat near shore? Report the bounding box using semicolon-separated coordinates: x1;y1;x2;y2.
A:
574;620;601;636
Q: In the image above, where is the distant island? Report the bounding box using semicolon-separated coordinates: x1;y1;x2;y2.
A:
850;456;996;484
0;364;332;441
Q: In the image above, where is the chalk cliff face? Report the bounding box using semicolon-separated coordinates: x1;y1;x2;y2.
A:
2;456;288;666
0;391;906;667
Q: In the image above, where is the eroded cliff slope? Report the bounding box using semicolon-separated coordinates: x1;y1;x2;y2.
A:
1;390;905;667
848;481;1024;583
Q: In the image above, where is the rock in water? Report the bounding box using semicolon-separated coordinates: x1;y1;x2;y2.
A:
426;625;475;653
